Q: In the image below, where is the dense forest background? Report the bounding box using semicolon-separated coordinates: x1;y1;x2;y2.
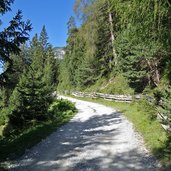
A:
58;0;171;127
59;0;171;94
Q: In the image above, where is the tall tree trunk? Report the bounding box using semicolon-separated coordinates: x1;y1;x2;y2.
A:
107;0;117;67
146;59;160;87
154;61;160;85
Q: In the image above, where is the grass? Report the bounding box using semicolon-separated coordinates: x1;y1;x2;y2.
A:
84;75;134;95
69;95;171;168
0;110;76;170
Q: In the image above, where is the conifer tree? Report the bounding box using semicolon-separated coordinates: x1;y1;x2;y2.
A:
43;45;58;88
5;26;58;128
60;0;171;97
30;34;44;73
0;0;32;86
8;67;53;128
39;25;49;52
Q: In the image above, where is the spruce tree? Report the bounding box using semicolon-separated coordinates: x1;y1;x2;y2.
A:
0;1;32;86
6;26;57;128
43;45;58;88
8;67;53;128
39;25;49;51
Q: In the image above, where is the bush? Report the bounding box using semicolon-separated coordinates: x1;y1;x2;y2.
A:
85;77;108;92
48;99;77;118
136;99;156;119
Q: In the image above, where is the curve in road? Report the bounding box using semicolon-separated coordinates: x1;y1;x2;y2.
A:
9;96;160;171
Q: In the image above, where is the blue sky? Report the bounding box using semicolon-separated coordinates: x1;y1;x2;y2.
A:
0;0;78;73
1;0;77;47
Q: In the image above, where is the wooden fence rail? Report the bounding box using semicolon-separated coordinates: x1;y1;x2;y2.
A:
71;91;170;132
72;91;144;102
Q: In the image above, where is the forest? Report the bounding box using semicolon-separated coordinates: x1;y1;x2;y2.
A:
0;0;171;168
0;0;76;138
58;0;171;128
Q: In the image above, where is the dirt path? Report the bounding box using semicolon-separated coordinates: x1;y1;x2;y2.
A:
9;96;160;171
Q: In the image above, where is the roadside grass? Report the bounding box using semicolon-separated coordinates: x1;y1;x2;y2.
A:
70;95;170;167
0;110;76;170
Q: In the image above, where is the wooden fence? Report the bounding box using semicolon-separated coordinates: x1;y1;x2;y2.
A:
72;91;145;102
71;91;170;132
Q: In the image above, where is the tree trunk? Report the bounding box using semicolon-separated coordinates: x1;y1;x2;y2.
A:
107;0;117;67
146;58;160;87
154;61;160;85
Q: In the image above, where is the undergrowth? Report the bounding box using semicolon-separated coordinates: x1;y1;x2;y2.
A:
0;99;77;170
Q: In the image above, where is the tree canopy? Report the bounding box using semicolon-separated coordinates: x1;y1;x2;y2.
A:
0;0;32;87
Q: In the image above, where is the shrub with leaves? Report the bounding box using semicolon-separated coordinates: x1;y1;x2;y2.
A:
48;99;77;119
137;99;156;120
101;74;134;95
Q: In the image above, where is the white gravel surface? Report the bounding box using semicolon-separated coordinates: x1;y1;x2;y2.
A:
8;96;161;171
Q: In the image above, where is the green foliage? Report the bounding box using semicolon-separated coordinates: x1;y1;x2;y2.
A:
58;0;118;91
7;69;53;129
115;32;149;92
115;0;170;89
0;108;8;126
0;24;59;132
0;0;171;166
59;0;171;95
0;88;6;109
58;58;74;92
3;44;31;94
0;89;8;126
43;46;59;87
48;99;77;118
101;75;134;95
0;108;76;163
156;87;171;126
39;25;49;50
137;99;157;119
58;5;171;160
0;2;32;86
0;2;77;166
0;95;75;167
85;77;108;92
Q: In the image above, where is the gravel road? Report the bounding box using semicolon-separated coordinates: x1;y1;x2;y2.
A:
9;96;161;171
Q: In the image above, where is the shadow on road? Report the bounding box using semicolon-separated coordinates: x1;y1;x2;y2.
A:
11;109;160;171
